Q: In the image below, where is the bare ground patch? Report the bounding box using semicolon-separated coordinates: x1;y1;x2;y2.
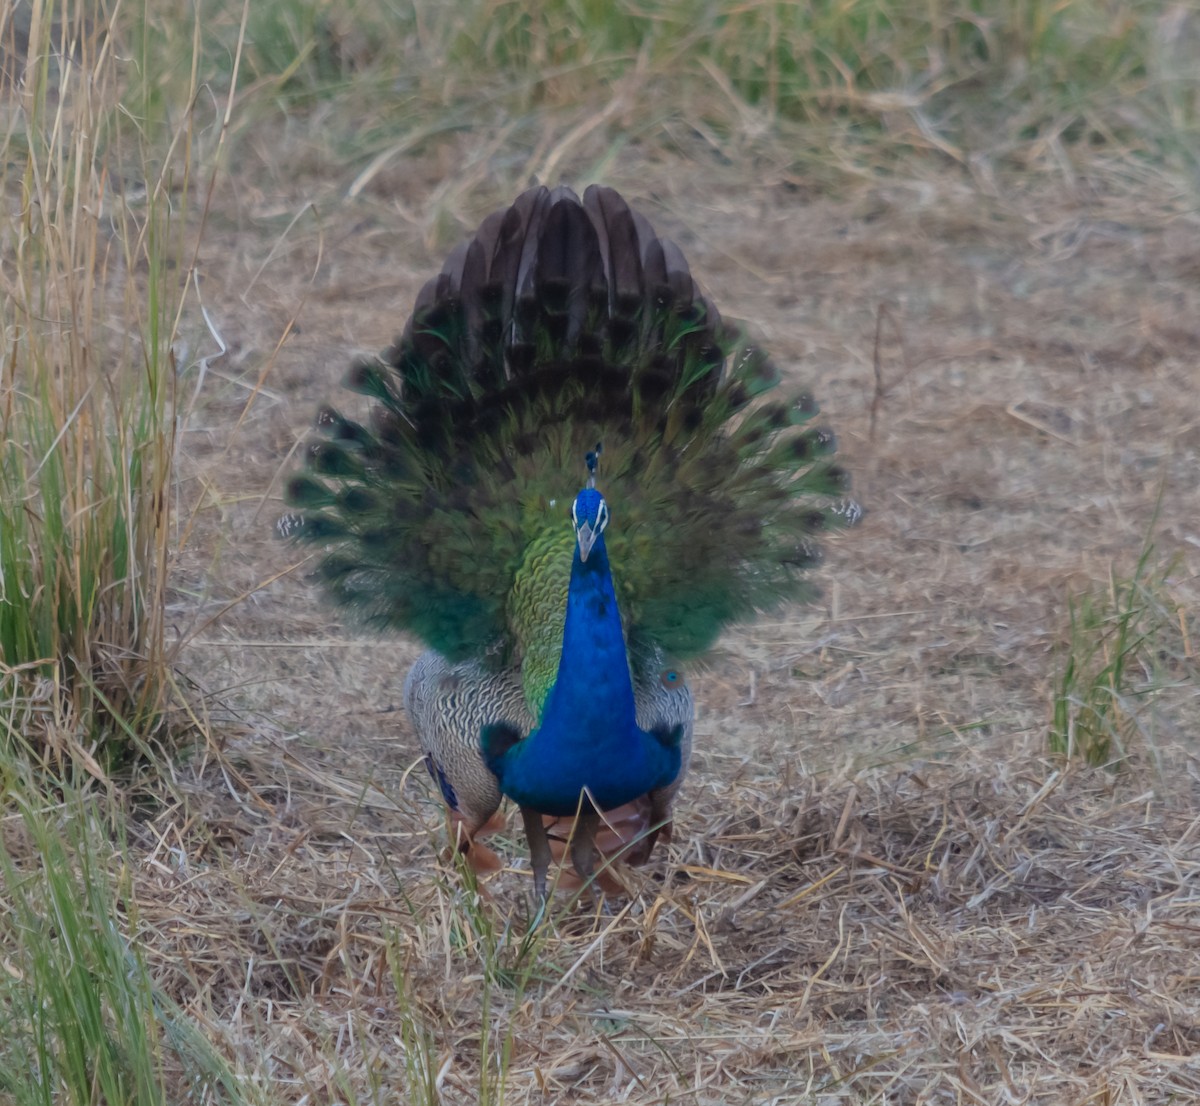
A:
143;152;1200;1103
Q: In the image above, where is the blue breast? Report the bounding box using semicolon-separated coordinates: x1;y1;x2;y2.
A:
497;715;681;815
482;535;681;814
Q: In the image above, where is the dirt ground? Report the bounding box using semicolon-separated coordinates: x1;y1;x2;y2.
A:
150;145;1200;1103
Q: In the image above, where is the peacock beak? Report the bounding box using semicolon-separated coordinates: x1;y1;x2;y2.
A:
576;521;599;562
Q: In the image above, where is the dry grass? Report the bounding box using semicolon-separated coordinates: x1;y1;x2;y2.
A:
117;731;1200;1103
4;1;1200;1103
145;154;1200;1103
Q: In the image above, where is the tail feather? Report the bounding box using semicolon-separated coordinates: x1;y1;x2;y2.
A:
281;184;856;665
584;185;643;323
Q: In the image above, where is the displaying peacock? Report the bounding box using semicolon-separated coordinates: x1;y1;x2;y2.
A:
279;185;856;898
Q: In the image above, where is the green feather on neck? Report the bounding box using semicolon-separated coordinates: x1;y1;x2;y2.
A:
507;525;575;719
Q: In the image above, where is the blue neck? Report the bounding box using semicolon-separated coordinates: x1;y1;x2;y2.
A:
483;536;681;815
543;537;637;732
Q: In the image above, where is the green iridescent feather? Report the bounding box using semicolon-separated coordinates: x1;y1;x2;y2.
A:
280;185;857;712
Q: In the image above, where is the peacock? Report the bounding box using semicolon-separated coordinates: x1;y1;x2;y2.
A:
279;185;855;898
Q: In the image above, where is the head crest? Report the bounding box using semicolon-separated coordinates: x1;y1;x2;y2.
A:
585;442;603;489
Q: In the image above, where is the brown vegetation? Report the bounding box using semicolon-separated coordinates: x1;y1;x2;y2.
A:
160;152;1200;1101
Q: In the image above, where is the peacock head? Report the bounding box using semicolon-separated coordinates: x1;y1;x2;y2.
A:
571;487;609;562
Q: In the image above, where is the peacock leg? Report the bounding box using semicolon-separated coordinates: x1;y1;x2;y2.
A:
645;788;674;854
570;803;603;902
520;806;553;900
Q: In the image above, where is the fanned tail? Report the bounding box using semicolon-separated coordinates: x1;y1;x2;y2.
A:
280;185;857;664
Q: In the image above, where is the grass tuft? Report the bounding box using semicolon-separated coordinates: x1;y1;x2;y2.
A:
1050;537;1197;767
0;744;243;1106
0;0;208;766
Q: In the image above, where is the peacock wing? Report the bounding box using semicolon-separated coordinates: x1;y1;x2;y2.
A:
404;652;533;831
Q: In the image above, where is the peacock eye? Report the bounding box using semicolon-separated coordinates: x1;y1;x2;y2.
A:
660;669;681;689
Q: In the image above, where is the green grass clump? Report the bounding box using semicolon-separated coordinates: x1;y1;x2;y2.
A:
424;858;551;1106
1050;541;1197;767
0;0;203;764
0;742;242;1106
0;2;245;1094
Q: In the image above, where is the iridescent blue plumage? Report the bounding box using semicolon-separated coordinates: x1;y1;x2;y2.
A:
483;487;683;817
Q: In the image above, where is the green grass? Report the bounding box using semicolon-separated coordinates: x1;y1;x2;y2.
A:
1050;538;1198;767
0;743;243;1106
0;0;204;764
417;855;555;1106
181;0;1197;184
0;6;246;1098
